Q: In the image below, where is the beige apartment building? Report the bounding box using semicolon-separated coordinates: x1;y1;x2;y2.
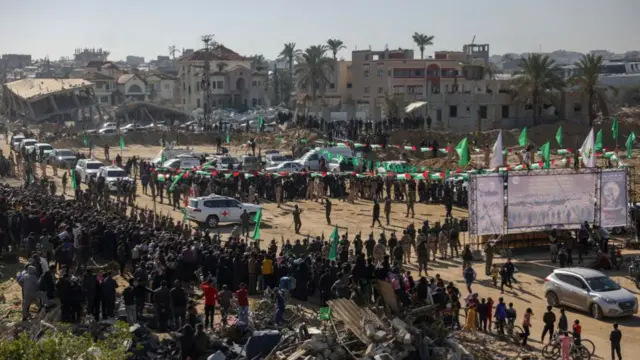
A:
304;46;590;132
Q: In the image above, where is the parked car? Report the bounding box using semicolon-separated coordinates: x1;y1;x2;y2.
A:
10;134;25;152
162;156;201;170
264;161;303;173
75;159;104;183
98;128;117;135
544;268;638;319
185;195;262;228
265;154;289;168
20;139;38;154
328;158;355;173
238;155;260;171
49;149;77;168
121;124;145;133
215;156;239;171
34;143;54;162
96;166;133;192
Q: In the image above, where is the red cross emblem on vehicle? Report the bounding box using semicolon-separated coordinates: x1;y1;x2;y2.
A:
221;210;229;217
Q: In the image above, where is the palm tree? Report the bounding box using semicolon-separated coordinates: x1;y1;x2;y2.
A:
512;53;565;125
251;55;267;71
567;54;617;126
326;39;346;60
215;62;228;73
295;45;334;113
279;43;301;101
168;45;178;60
411;33;435;59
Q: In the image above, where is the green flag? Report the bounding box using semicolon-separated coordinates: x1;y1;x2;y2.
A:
119;135;125;151
71;169;77;190
627;132;636;158
555;126;563;148
161;151;167;164
328;226;339;260
225;127;231;144
455;137;470;167
258;115;264;133
83;134;88;147
169;171;184;192
595;129;603;151
612;116;619;141
251;209;262;240
519;127;528;147
541;141;551;169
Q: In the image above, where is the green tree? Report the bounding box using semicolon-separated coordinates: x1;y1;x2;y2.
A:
278;43;301;102
295;45;334;113
567;54;617;126
326;39;346;60
411;33;435;59
512;53;565;125
251;54;267;71
0;321;131;360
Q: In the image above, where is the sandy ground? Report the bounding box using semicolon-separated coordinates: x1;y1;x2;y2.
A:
1;137;639;359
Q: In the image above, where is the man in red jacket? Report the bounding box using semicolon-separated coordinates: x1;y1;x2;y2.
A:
236;283;249;324
200;278;218;329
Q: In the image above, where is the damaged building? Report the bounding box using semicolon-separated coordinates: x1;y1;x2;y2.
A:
1;78;101;123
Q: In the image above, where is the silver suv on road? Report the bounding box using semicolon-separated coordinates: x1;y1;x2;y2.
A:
544;268;638;320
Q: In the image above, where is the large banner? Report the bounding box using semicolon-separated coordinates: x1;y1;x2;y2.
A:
600;169;628;228
507;172;597;231
470;174;505;235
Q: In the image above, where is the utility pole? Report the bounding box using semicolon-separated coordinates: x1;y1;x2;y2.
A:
201;34;214;130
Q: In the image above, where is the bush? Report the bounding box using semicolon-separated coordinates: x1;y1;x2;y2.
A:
0;321;131;360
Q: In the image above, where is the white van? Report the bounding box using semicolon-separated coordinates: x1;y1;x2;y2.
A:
162;156;201;170
295;147;354;171
152;148;197;165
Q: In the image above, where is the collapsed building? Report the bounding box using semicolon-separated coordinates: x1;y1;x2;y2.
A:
1;78;101;123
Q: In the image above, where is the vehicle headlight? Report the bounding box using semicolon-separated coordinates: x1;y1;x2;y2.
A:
601;297;616;304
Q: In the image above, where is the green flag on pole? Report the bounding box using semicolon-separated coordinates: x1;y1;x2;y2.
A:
258;115;264;133
612;116;619;141
455;137;470;167
519;127;528;147
251;209;262;240
555;126;563;148
225;127;231;144
169;171;184;192
71;169;77;190
626;132;636;158
119;135;125;151
595;129;603;151
83;134;88;147
540;141;551;169
328;226;339;260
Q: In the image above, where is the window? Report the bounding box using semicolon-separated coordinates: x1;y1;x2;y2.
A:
502;105;509;118
364;70;370;77
364;54;369;61
217;81;223;89
252;80;257;87
252;98;257;106
100;96;109;103
183;98;186;104
573;103;582;112
164;83;170;90
479;106;487;119
188;85;191;95
364;86;370;94
182;82;186;91
329;83;335;89
378;87;383;94
524;104;533;110
377;69;384;77
372;54;379;61
197;98;201;108
449;105;458;117
347;83;352;89
392;85;404;94
436;109;442;121
258;98;262;105
212;81;216;89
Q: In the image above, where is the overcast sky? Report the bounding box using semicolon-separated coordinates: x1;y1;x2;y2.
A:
1;0;638;61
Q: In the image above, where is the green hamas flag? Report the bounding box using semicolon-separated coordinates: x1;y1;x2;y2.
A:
519;127;528;147
225;127;231;144
627;132;636;158
328;226;339;260
83;134;88;147
252;209;262;240
169;171;184;192
455;137;469;167
540;141;551;169
71;169;77;190
119;135;125;151
595;129;603;152
258;115;264;133
555;126;563;148
612;116;618;141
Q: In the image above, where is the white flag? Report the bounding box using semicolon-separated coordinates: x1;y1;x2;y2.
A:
580;128;596;168
489;130;504;169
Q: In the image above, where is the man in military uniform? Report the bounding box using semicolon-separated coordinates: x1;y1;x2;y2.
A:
292;205;303;233
324;198;332;225
384;197;392;225
240;210;251;237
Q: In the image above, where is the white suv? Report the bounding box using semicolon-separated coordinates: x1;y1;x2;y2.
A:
186;195;262;228
75;159;104;183
97;166;133;192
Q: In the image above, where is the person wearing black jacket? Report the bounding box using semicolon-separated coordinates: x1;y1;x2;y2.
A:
610;323;622;360
170;280;188;329
122;282;136;324
101;271;117;319
541;306;556;344
154;280;172;332
371;200;382;227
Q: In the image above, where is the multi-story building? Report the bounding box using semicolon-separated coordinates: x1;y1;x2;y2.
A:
299;45;591;132
126;56;145;67
1;54;32;70
142;70;177;104
177;44;268;112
